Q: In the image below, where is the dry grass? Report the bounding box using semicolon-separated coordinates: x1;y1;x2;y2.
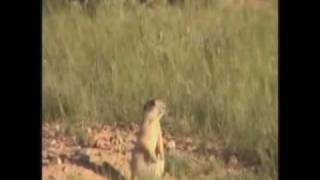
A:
43;0;278;179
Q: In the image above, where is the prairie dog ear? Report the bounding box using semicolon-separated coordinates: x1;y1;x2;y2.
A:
143;98;156;112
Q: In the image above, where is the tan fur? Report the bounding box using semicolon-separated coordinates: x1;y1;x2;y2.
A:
130;99;167;180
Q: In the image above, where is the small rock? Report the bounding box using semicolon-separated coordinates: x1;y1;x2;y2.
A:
54;124;60;131
87;128;92;134
50;140;57;146
209;155;216;162
57;157;62;165
185;137;192;144
167;140;176;151
47;150;56;159
228;155;238;166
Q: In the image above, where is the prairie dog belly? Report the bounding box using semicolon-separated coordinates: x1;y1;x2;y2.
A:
131;147;165;180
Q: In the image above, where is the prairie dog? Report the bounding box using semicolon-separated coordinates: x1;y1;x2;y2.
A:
130;99;167;180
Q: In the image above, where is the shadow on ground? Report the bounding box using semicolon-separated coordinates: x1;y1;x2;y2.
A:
67;151;126;180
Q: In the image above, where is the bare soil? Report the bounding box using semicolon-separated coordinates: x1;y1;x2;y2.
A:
42;122;256;180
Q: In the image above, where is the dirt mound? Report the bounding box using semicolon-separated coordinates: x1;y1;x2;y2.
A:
43;163;106;180
42;122;253;180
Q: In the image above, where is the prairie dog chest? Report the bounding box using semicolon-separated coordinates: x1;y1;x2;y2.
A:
139;121;161;146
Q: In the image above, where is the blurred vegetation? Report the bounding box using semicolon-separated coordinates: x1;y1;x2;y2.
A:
43;0;277;179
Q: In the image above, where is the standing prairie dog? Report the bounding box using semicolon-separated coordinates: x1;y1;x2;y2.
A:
130;99;167;180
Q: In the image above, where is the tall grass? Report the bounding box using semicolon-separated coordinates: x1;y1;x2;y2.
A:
43;0;277;179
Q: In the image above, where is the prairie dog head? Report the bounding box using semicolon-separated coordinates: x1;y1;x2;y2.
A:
143;98;167;121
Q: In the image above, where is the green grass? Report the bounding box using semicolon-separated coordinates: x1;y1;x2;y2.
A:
166;153;193;178
166;153;218;179
43;0;278;179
